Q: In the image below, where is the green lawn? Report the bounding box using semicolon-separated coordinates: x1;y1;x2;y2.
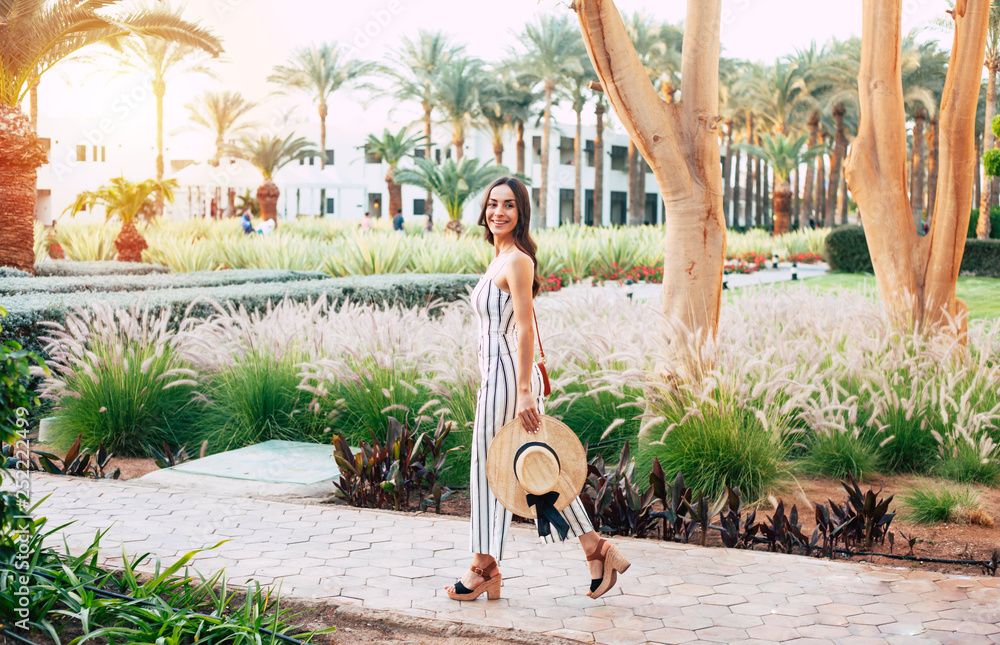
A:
742;273;1000;320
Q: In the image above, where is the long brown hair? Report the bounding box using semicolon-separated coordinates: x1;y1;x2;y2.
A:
477;176;541;296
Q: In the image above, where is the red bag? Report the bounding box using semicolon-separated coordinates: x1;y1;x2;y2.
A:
533;309;551;397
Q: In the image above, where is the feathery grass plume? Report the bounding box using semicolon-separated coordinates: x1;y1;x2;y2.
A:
34;302;200;456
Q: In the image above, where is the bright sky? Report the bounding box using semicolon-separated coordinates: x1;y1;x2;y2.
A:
38;0;958;168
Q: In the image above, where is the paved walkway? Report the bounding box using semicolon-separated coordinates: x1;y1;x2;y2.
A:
21;473;1000;644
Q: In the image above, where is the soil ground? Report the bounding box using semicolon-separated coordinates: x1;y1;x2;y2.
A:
29;442;1000;578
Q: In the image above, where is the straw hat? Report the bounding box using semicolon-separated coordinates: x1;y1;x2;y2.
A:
486;415;587;519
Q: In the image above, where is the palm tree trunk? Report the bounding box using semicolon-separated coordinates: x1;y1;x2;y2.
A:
976;138;982;207
838;168;848;225
926;119;938;224
761;160;770;229
29;82;38;132
803;111;819;225
493;140;504;165
454;131;464;161
516;120;526;175
115;220;148;263
792;165;800;229
593;100;605;227
637;151;647;224
745;112;755;228
423;100;434;225
257;179;280;226
386;168;402;219
627;138;641;225
154;78;166;215
722;122;733;227
319;103;328;169
574;107;583;224
978;62;997;238
538;78;554;229
731;148;742;228
911;109;926;231
828;104;847;226
0;165;39;272
816;141;828;226
773;180;792;235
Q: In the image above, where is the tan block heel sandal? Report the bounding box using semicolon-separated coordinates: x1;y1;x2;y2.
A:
447;561;502;600
587;538;630;599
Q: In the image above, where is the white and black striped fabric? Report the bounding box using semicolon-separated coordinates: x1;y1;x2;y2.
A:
468;253;594;561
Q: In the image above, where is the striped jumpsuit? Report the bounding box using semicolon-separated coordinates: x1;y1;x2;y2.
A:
469;252;594;561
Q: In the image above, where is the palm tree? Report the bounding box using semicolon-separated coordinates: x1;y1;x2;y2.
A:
65;177;178;262
362;128;425;220
737;134;827;235
269;42;375;217
901;35;948;231
979;2;1000;238
476;71;521;165
514;14;586;228
184;90;257;166
0;1;221;273
819;37;862;226
557;53;597;224
99;13;223;213
394;158;511;236
593;95;607;227
432;56;486;162
232;134;317;226
379;30;466;225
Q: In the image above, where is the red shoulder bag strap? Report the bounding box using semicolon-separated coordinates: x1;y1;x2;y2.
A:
532;308;546;363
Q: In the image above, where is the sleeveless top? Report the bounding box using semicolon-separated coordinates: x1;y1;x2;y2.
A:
471;252;518;364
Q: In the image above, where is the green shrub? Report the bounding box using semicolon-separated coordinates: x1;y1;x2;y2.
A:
34;260;169;276
934;444;1000;486
901;484;981;524
824;225;873;273
636;394;791;504
547;378;642;461
192;352;328;454
799;430;879;481
326;360;431;445
0;307;46;444
967;206;1000;239
867;414;939;474
960;239;1000;278
47;343;199;457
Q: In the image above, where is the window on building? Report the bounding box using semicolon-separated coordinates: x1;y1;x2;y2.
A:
559;188;574;225
531;187;541;211
325;149;334;165
308;155;314;166
365;144;382;164
415;148;425;158
76;145;86;162
585;140;595;167
559;137;575;165
585;189;595;226
299;157;306;165
532;136;542;164
326;197;335;214
645;193;658;225
413;198;426;215
610;145;627;171
92;145;98;162
610;191;627;226
100;146;106;162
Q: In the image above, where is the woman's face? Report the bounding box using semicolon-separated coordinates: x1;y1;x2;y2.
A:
485;183;518;239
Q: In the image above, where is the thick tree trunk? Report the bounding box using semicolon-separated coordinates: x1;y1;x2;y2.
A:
574;107;583;224
575;0;726;343
803;111;819;225
978;64;997;238
115;220;148;263
516;120;526;175
423;101;434;225
722;122;733;227
386;168;402;220
593;101;605;226
845;0;989;331
828;104;848;226
538;78;554;229
911;109;927;231
0;104;47;273
257;179;280;226
731;148;742;228
773;180;792;235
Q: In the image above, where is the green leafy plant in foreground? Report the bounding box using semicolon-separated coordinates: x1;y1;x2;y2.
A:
0;306;47;445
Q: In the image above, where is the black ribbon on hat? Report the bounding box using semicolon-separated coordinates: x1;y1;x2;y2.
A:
526;491;570;540
514;442;570;540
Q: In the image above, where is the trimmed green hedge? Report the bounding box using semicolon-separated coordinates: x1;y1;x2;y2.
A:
33;261;170;277
826;225;1000;277
1;273;480;358
0;269;328;296
0;267;30;279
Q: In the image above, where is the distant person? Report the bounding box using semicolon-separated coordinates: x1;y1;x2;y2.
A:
392;208;404;232
240;211;254;235
921;218;930;235
424;214;434;235
361;211;374;233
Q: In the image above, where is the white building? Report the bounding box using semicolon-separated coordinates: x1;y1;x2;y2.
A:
33;112;664;228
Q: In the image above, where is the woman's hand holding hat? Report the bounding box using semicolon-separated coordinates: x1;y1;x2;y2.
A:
516;391;540;434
